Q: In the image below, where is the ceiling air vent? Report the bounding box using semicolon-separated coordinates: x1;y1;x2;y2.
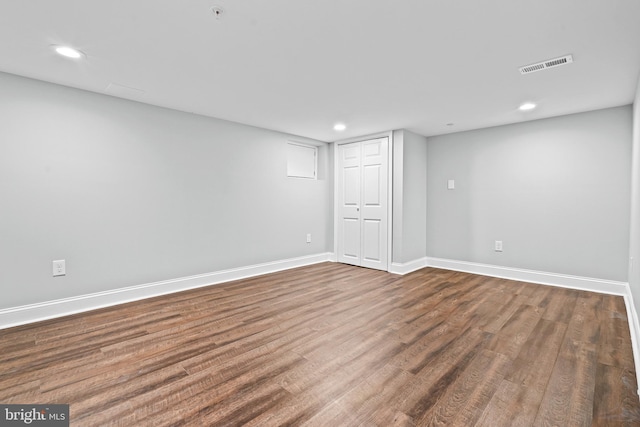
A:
519;54;573;75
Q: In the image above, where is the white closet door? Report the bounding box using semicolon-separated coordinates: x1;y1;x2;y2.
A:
337;137;388;271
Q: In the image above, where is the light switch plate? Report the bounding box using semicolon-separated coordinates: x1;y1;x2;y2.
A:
447;179;455;190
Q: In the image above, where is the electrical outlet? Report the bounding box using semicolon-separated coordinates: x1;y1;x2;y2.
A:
306;234;312;243
53;260;66;277
494;241;503;252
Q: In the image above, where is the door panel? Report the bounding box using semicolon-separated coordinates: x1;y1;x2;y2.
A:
363;164;381;206
343;147;360;161
363;140;382;157
360;138;388;270
342;218;361;262
338;142;362;266
343;166;360;206
362;219;382;262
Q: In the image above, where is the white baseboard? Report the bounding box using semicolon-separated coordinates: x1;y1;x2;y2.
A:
389;256;628;295
622;286;640;396
426;257;628;296
389;257;429;275
0;252;333;330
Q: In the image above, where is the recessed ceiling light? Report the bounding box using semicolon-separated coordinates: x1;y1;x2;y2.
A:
333;123;346;131
53;45;85;59
518;102;536;111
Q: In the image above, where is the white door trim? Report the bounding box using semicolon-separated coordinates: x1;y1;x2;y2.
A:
333;131;393;272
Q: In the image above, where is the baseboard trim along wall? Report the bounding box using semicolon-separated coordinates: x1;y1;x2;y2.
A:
0;252;333;330
389;258;429;275
623;291;640;397
425;257;629;295
391;256;628;294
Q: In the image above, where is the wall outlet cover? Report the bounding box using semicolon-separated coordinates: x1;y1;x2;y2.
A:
53;260;66;277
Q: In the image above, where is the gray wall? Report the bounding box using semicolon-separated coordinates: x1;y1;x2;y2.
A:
392;129;427;264
0;72;332;309
629;75;640;317
426;106;632;281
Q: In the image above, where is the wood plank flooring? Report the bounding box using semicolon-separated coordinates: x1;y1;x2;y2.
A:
1;262;640;426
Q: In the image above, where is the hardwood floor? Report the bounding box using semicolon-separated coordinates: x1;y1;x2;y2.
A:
1;262;640;426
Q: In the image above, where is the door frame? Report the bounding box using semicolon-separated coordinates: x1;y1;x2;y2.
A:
332;131;394;272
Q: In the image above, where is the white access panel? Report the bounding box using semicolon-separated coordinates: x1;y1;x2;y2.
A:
286;142;317;179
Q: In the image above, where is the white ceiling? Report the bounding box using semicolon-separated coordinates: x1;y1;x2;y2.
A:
1;0;639;142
